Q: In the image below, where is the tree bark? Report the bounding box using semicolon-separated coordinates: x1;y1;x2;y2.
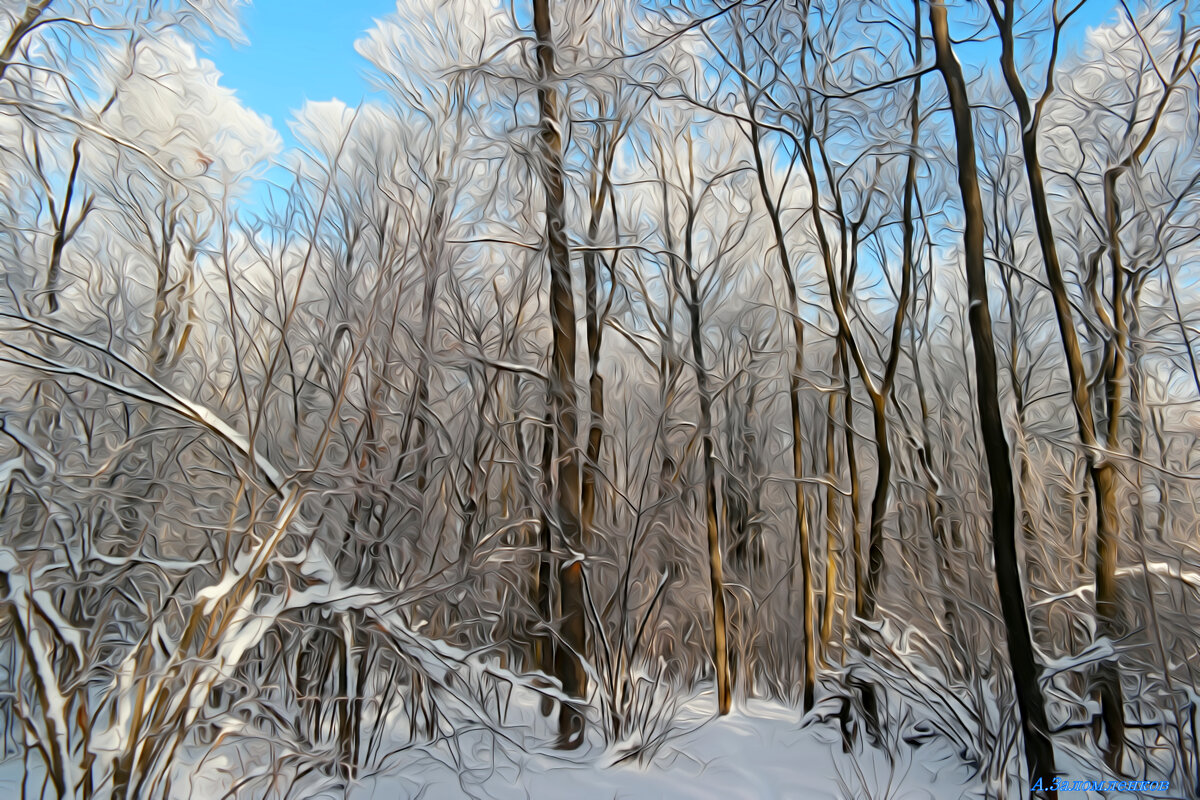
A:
681;216;732;716
532;0;587;748
821;356;841;661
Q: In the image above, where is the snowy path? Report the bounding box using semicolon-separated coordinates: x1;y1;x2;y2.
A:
347;697;976;800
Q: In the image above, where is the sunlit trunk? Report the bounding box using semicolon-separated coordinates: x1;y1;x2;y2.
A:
745;95;816;711
678;136;733;714
821;359;840;662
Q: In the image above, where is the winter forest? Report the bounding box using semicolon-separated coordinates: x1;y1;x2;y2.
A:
2;0;1200;797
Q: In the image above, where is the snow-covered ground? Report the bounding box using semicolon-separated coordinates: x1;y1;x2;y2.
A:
2;694;1177;799
337;696;976;800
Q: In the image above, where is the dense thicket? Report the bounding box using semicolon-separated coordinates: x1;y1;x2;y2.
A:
2;0;1200;797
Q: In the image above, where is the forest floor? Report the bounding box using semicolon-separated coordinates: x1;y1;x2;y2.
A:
342;695;977;800
0;692;1178;798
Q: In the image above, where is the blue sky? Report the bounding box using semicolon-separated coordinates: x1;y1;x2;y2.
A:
202;0;395;148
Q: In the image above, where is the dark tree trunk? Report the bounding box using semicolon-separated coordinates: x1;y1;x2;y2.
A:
532;0;587;748
929;2;1058;795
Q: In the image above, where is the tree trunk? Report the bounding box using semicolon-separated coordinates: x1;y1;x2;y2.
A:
532;0;587;748
838;341;862;632
681;252;732;715
679;138;733;714
987;0;1137;764
581;129;615;548
862;394;890;621
745;100;816;712
821;356;841;662
929;2;1058;795
1092;166;1128;769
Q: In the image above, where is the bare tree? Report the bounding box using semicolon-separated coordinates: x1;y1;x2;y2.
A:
929;0;1058;792
531;0;588;748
